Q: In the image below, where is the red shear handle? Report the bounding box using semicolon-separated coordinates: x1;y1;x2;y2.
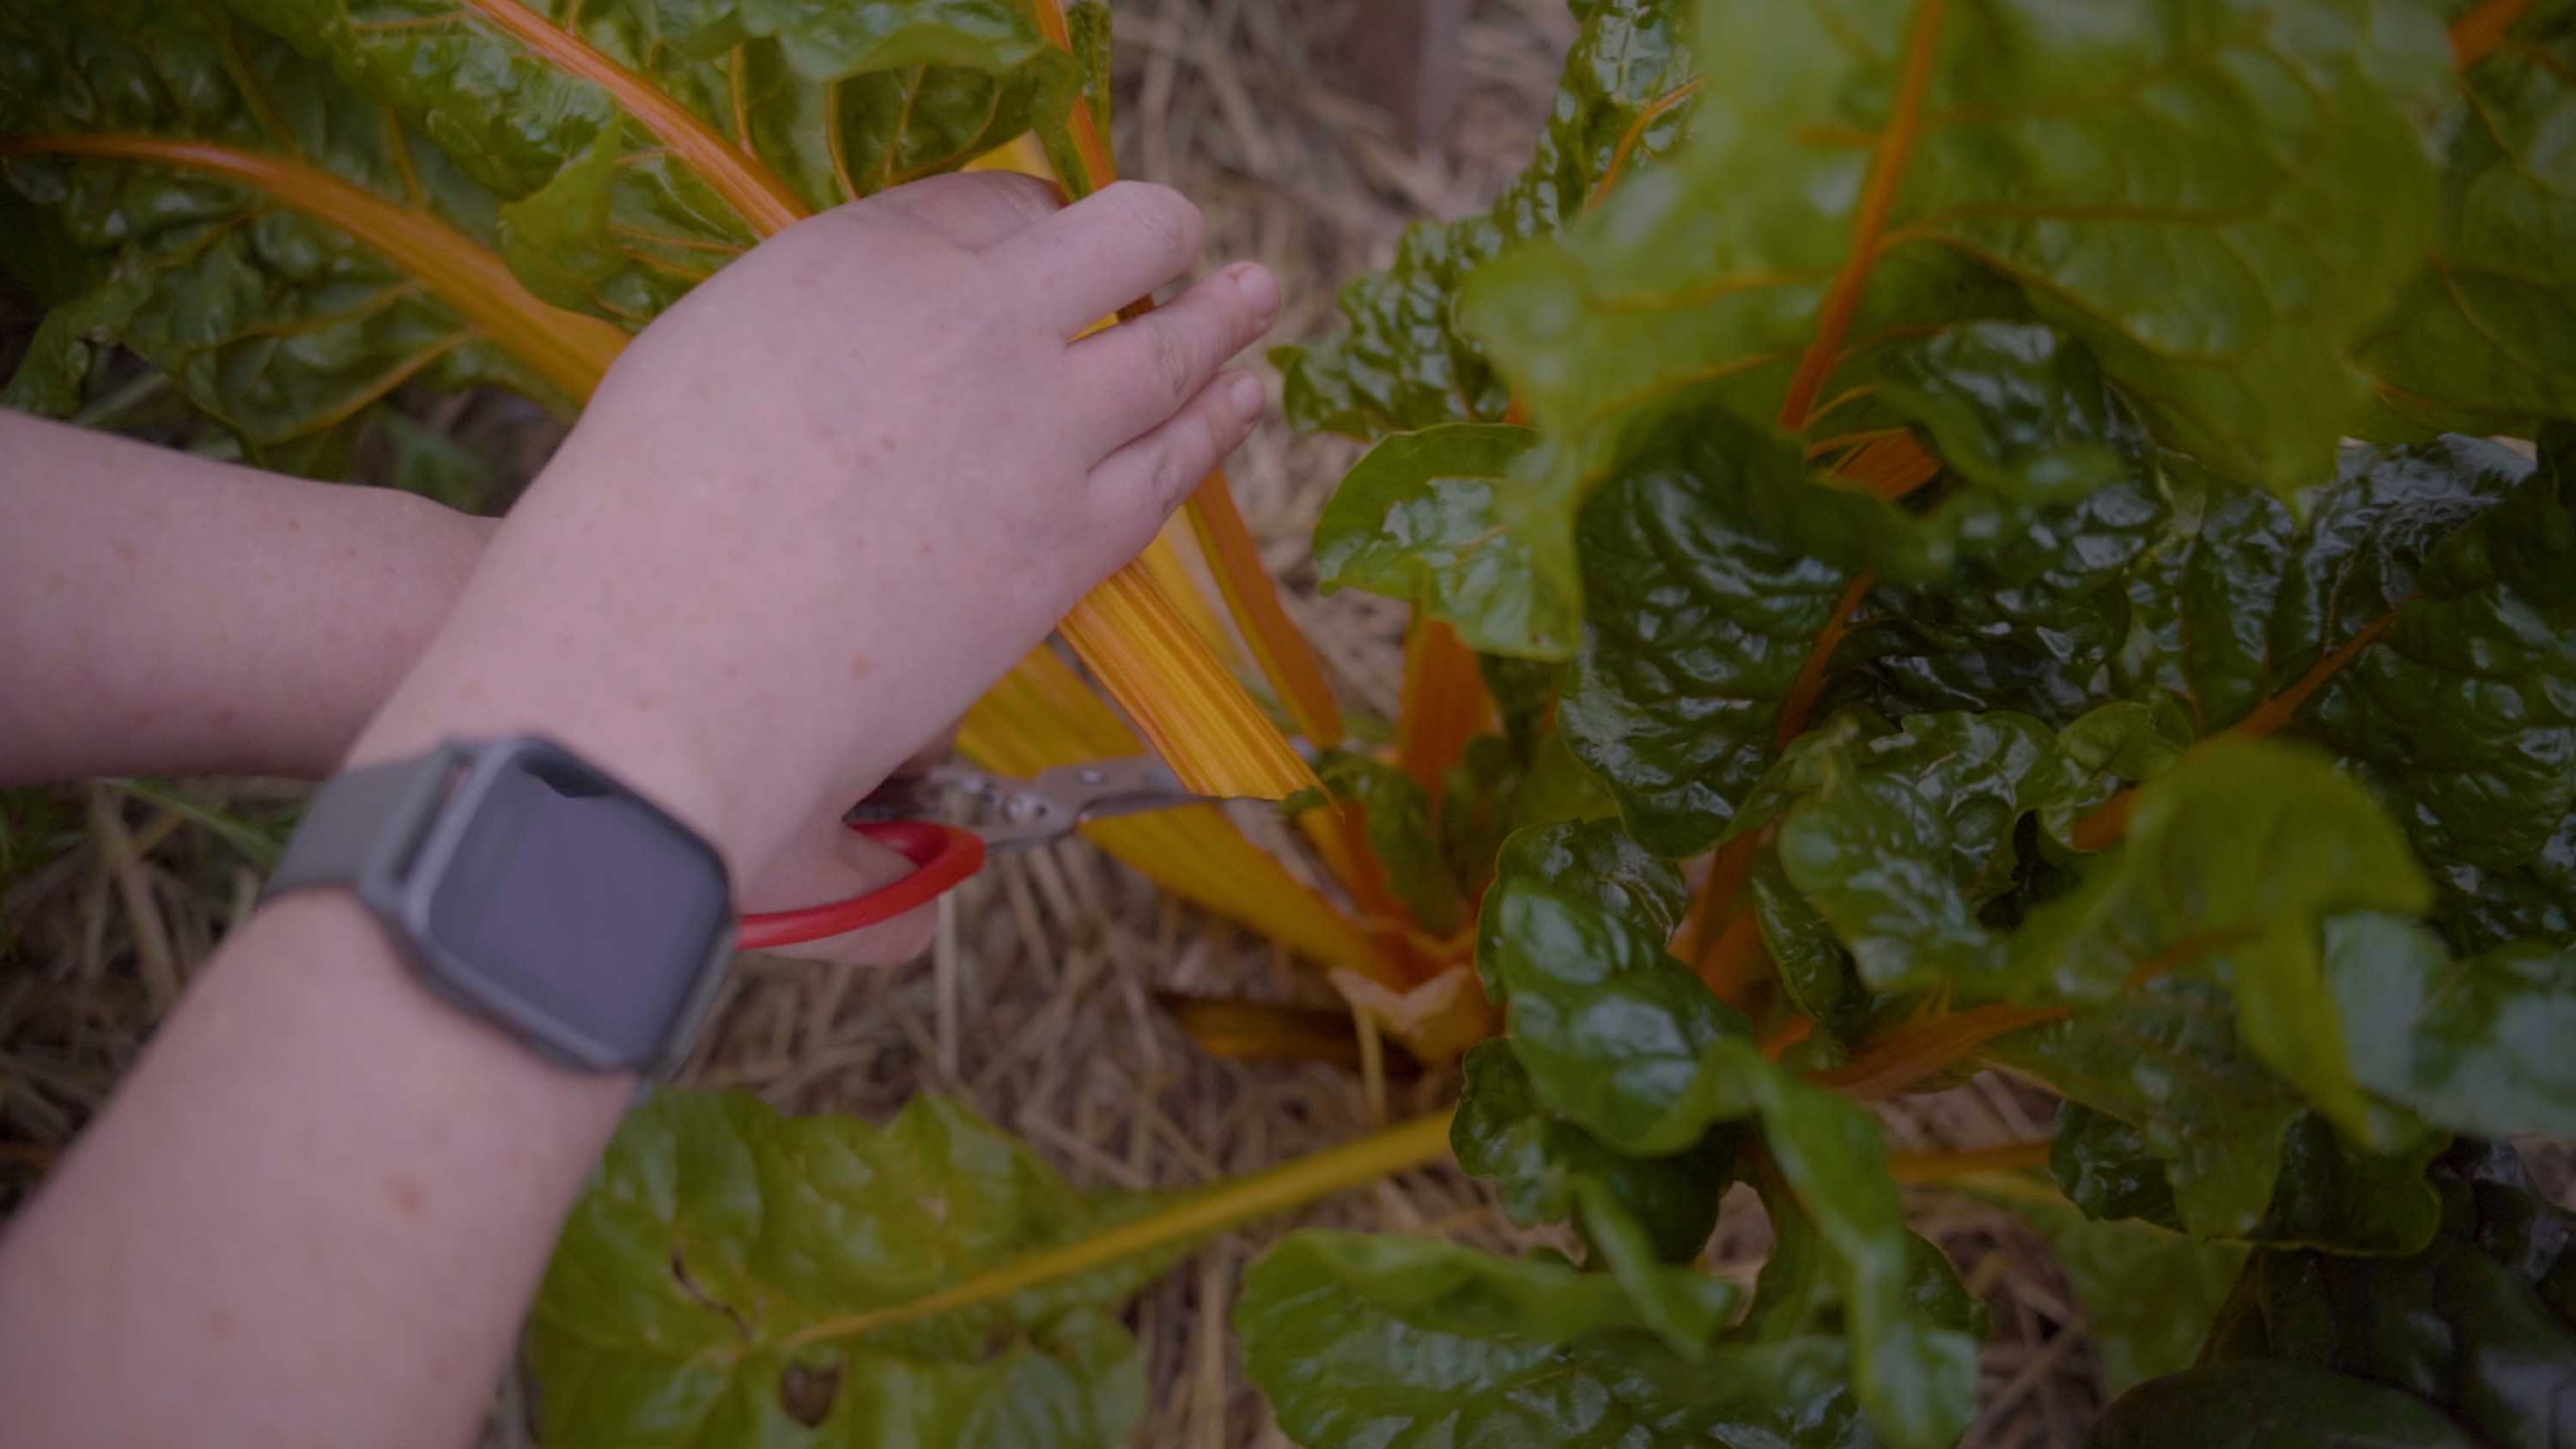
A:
735;821;987;950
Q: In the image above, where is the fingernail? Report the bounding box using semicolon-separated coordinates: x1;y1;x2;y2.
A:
1226;372;1267;420
1228;263;1280;322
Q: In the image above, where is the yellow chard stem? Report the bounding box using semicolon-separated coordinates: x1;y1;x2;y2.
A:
778;1107;1457;1349
960;648;1394;987
1024;0;1349;755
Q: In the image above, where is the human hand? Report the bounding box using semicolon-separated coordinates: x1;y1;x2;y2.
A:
349;173;1279;899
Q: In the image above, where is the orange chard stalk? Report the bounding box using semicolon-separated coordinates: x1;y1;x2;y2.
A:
1024;0;1348;751
1395;615;1492;807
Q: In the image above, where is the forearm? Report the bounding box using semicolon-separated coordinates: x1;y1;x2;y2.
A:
0;411;491;784
0;891;629;1447
0;444;783;1446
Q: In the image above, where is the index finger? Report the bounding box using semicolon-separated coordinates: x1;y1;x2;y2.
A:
980;180;1206;337
865;170;1062;251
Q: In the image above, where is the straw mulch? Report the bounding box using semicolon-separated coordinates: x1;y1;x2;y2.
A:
3;3;2116;1443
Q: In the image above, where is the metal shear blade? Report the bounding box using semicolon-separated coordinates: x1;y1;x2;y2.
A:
846;756;1210;851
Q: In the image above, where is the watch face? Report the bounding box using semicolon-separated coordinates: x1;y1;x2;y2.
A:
424;753;729;1064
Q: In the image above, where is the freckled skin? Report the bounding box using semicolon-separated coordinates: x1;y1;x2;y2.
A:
386;1175;429;1219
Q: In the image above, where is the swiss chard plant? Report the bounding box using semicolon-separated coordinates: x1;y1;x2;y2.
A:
10;0;2576;1444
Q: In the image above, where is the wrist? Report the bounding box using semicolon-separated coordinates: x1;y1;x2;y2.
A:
348;677;767;884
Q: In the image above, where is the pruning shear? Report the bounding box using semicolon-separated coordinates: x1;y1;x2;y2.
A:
735;757;1213;949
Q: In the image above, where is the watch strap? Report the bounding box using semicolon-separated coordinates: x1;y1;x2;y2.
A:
264;746;465;902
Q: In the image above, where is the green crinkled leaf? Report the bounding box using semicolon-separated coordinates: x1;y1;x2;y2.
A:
2359;1;2576;439
1451;1040;1731;1264
1274;0;1693;440
1999;985;2445;1249
1558;420;1856;853
531;1088;1176;1449
1465;0;2450;499
2168;1142;2576;1449
1475;822;1742;1144
1473;822;1979;1446
2089;1361;2484;1449
1698;1043;1984;1449
2117;438;2576;953
1308;748;1463;937
1239;1231;1891;1449
1753;709;2099;992
1310;423;1583;658
1830;480;2174;729
2001;738;2432;1143
2001;1187;2245;1398
226;0;1063;323
2328;912;2576;1140
0;0;557;468
1747;849;1873;1054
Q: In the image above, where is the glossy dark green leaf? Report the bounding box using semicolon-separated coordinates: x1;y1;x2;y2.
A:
0;0;559;467
2359;1;2576;439
1754;710;2096;991
1450;1040;1729;1266
1239;1231;1895;1449
1273;0;1692;440
2177;1142;2576;1449
1474;822;1978;1446
2001;738;2431;1141
1475;822;1740;1143
2117;439;2575;954
1558;421;1857;854
1829;479;2174;729
2327;912;2576;1140
1747;850;1872;1053
226;0;1062;323
1308;748;1462;937
2003;1188;2245;1397
2090;1361;2483;1449
531;1088;1174;1449
1309;423;1581;658
1465;0;2451;499
1455;1070;1748;1365
1709;1043;1983;1449
1997;985;2443;1250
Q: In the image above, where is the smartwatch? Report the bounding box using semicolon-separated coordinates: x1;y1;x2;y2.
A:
262;736;736;1076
